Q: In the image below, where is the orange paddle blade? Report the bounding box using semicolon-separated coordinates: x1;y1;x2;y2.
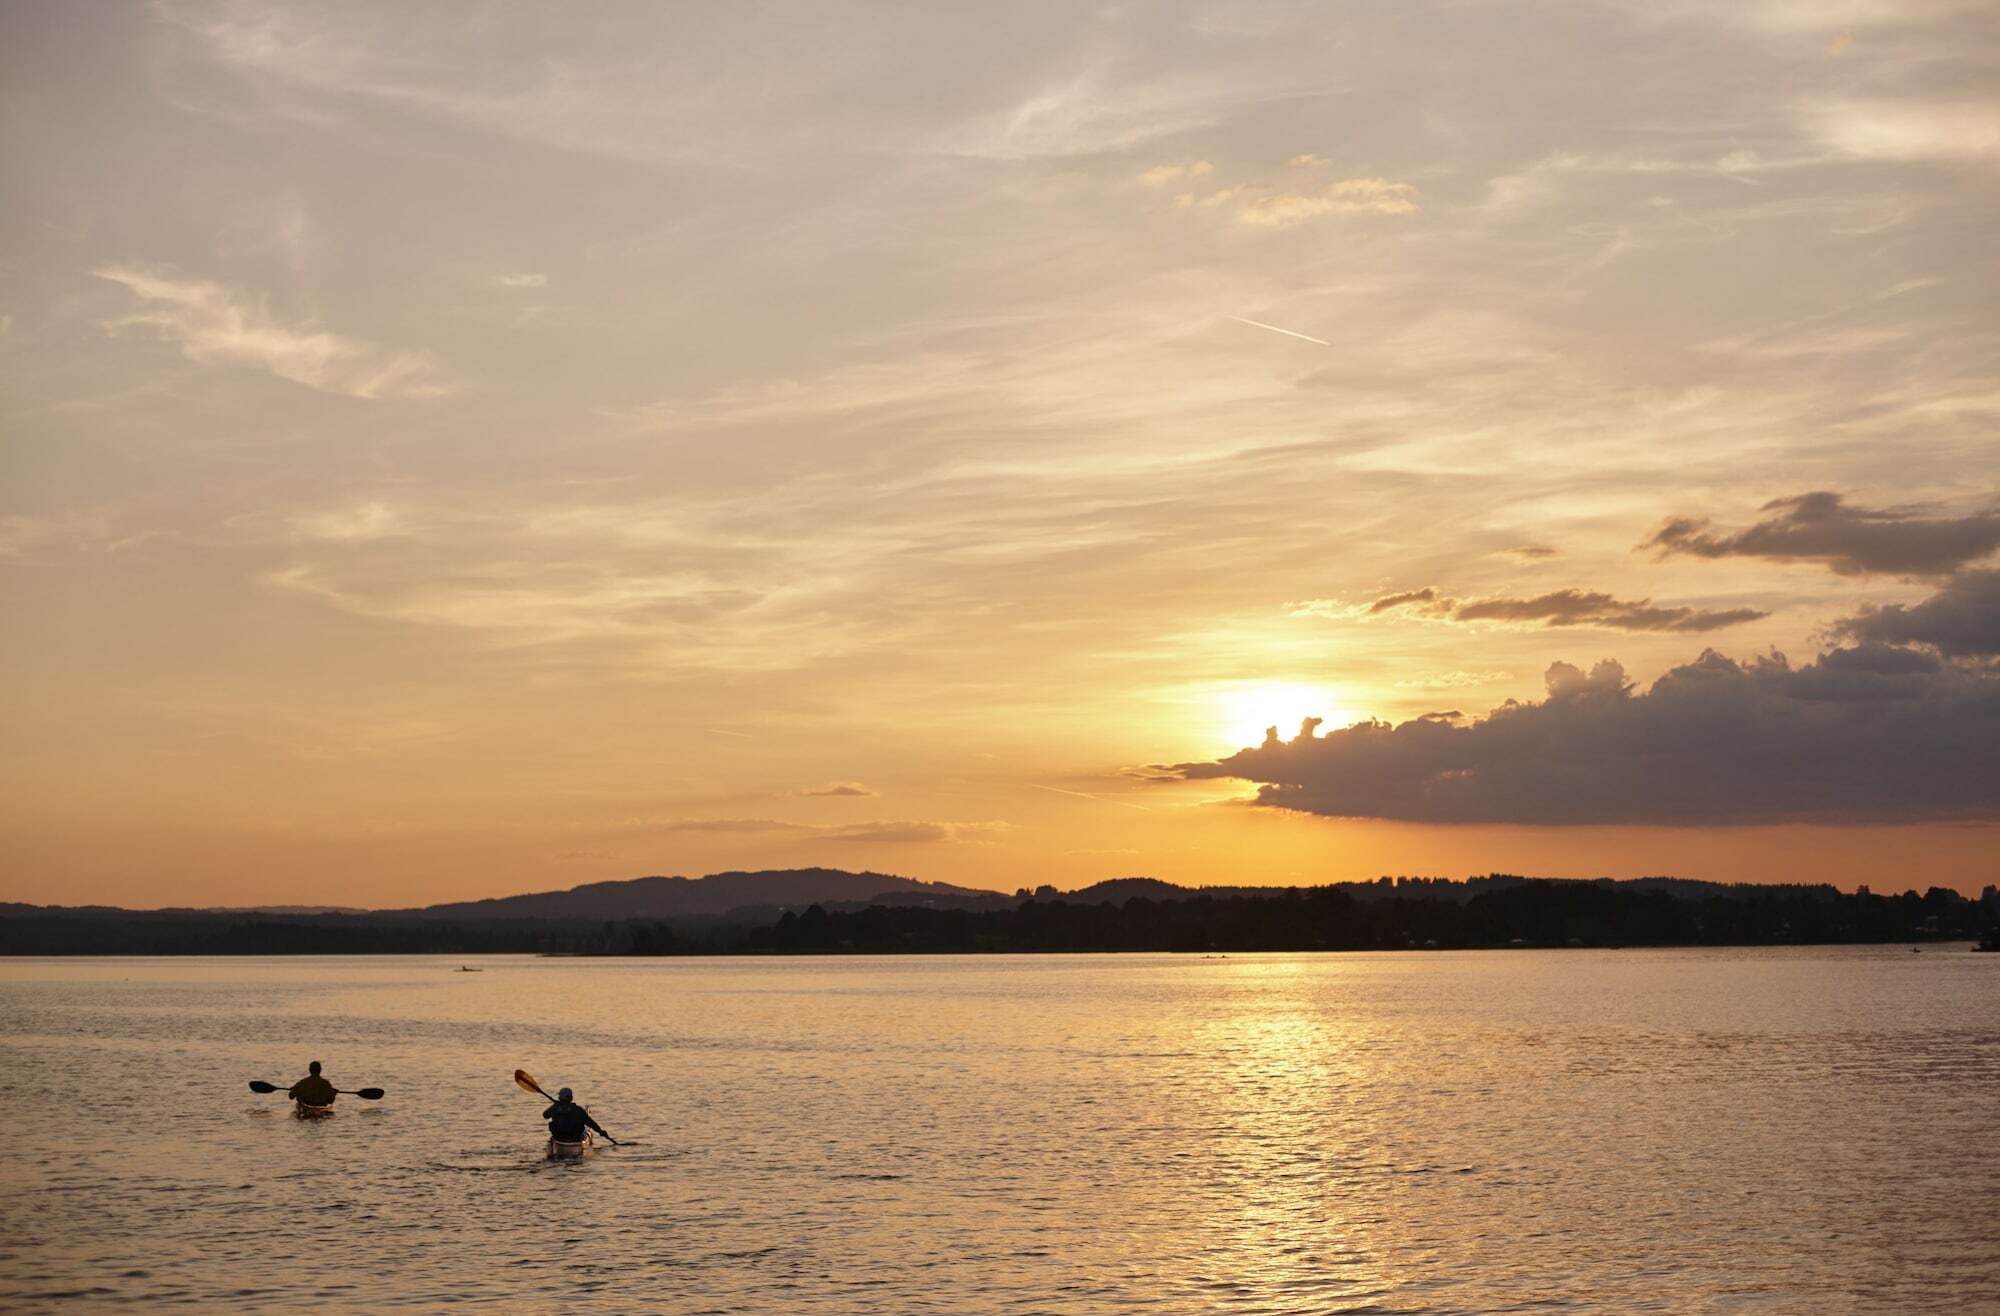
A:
514;1069;548;1098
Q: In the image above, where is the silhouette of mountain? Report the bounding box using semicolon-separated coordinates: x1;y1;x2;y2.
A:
400;868;997;921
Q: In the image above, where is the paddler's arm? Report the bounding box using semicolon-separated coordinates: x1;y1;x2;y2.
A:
582;1110;608;1137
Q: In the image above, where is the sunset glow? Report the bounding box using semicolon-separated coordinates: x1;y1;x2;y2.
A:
2;1;1996;908
1217;683;1357;750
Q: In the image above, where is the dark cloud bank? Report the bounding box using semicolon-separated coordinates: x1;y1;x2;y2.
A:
1188;492;2000;826
1833;569;2000;660
1646;492;2000;578
1166;645;1999;825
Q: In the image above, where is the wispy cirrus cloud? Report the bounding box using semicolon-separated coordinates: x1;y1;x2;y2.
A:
1805;98;2000;161
93;265;449;399
828;820;1009;845
10;0;2000;905
1177;176;1418;225
657;817;1006;844
1140;160;1212;185
656;818;812;834
260;557;884;672
1394;670;1513;689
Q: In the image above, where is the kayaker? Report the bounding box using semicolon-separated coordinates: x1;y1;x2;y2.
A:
542;1087;609;1144
288;1061;338;1107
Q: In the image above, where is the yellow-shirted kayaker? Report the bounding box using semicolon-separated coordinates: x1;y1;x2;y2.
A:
288;1061;337;1107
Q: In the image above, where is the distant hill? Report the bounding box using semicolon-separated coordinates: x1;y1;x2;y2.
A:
205;905;371;916
1064;877;1193;902
400;868;999;921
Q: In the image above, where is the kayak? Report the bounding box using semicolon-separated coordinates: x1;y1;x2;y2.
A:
547;1132;594;1159
294;1101;335;1119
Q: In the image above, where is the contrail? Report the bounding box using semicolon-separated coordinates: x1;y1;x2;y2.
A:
1228;315;1330;347
1032;784;1154;813
708;728;752;738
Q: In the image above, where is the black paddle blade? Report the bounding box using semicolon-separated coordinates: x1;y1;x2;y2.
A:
249;1080;280;1094
353;1088;385;1100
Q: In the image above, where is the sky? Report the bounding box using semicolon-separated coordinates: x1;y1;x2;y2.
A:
2;0;1996;908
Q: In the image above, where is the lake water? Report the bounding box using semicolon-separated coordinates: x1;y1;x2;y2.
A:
1;949;1995;1312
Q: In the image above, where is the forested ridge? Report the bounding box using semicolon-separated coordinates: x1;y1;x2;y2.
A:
5;874;1995;954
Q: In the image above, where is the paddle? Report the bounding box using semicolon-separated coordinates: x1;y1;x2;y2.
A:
515;1068;620;1145
249;1080;385;1099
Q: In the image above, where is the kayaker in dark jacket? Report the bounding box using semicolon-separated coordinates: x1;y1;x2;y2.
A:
542;1088;608;1143
288;1061;337;1106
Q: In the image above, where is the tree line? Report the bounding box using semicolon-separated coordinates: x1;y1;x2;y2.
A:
3;879;1994;954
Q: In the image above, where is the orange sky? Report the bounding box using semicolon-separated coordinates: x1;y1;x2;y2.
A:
2;2;1996;906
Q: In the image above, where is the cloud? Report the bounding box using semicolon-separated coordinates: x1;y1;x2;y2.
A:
1806;98;2000;161
288;501;410;542
1368;587;1440;615
1452;591;1768;633
948;68;1250;159
1261;177;1418;221
1184;177;1418;225
1365;587;1767;632
660;818;813;834
799;782;877;797
1394;670;1514;689
93;265;449;399
1287;153;1327;167
1141;160;1212;184
823;820;1009;845
1646;492;2000;577
1497;545;1560;561
821;821;954;844
1833;570;2000;659
0;513;108;558
1160;645;2000;824
656;816;1002;843
258;512;897;673
497;273;549;289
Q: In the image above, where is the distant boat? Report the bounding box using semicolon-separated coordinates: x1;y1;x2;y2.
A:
457;965;483;973
1976;931;1999;953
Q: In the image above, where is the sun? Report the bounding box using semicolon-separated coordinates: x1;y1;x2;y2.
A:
1217;682;1357;749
